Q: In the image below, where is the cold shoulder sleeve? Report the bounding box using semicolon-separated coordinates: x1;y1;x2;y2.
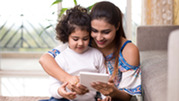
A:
106;40;142;96
118;53;141;95
106;55;141;96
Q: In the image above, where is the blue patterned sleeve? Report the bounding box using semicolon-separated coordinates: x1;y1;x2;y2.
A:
48;49;61;58
117;54;142;95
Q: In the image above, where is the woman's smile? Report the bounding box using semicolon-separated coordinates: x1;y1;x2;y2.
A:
96;40;106;45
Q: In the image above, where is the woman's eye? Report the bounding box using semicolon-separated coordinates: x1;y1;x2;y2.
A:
102;31;110;34
91;28;98;33
92;30;97;33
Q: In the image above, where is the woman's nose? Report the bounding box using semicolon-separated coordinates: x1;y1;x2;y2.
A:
96;33;103;41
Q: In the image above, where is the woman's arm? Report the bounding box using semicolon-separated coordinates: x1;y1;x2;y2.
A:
39;53;73;82
107;79;131;101
92;42;140;101
91;79;131;101
39;53;89;95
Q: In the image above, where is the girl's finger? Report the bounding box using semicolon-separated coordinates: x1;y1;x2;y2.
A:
61;82;68;87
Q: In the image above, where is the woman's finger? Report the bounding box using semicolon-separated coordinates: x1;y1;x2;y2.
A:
71;84;89;95
67;93;76;100
91;82;108;91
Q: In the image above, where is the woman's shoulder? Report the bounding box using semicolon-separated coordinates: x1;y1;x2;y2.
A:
122;42;140;66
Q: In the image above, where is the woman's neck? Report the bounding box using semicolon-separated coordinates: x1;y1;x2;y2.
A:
98;41;115;57
98;37;126;57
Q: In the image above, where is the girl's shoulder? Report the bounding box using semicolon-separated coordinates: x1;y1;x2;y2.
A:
54;43;68;52
88;47;103;55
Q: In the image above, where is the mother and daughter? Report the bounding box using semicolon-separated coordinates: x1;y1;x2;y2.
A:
39;1;141;101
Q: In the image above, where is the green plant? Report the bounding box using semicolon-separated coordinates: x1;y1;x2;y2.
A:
40;0;94;35
52;0;94;17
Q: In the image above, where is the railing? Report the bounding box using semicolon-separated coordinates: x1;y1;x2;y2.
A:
0;14;58;51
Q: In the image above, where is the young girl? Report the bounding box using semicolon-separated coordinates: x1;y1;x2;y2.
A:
40;1;141;101
46;5;106;101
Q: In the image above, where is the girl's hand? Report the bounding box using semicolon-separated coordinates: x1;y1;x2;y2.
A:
66;75;79;91
58;82;76;100
91;79;115;96
66;75;89;95
97;96;112;101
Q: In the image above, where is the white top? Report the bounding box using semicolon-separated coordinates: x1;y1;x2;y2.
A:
49;46;106;101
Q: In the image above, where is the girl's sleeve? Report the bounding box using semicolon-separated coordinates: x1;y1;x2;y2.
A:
48;76;63;99
49;55;66;99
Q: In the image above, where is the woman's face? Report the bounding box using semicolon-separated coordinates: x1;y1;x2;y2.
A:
91;19;117;49
68;28;90;54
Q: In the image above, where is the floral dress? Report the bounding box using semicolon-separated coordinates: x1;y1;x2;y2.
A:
106;40;141;95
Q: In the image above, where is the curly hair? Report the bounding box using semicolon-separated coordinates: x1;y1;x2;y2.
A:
55;5;91;43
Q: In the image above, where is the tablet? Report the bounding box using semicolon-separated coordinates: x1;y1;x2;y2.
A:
79;72;110;91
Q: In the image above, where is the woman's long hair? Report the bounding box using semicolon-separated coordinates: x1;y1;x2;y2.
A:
90;1;126;78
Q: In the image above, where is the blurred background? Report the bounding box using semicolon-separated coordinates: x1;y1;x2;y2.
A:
0;0;178;97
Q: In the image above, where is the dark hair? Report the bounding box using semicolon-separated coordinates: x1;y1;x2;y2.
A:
56;5;91;43
90;1;126;78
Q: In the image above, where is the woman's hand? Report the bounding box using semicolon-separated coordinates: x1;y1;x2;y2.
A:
91;79;115;96
71;83;89;95
58;82;76;100
66;75;89;95
92;79;131;100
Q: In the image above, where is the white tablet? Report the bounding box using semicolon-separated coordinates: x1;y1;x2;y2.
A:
79;72;110;91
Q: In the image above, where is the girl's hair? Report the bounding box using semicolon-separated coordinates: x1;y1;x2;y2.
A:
56;5;91;43
90;1;126;78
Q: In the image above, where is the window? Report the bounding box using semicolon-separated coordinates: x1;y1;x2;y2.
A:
0;0;141;96
61;0;141;43
0;0;58;52
0;0;58;71
0;0;58;97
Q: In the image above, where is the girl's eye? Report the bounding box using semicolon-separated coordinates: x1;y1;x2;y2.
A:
91;28;98;33
73;38;78;41
83;37;89;41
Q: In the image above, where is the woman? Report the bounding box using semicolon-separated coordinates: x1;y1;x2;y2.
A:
39;1;141;101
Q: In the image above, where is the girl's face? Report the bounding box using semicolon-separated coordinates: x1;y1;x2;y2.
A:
91;19;117;49
68;28;90;54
